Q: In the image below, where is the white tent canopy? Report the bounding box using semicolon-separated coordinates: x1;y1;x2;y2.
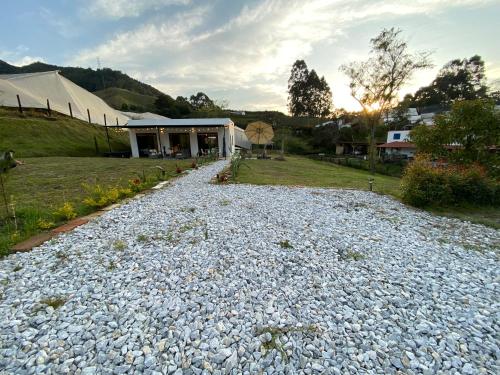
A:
0;71;129;126
120;111;168;120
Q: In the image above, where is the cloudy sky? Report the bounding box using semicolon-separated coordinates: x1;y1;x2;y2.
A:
1;0;499;112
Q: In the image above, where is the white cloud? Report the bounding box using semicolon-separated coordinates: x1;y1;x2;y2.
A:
10;56;45;66
85;0;191;19
70;0;497;112
1;45;45;66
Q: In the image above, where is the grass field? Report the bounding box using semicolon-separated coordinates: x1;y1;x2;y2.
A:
235;155;500;229
0;108;129;158
236;155;402;197
0;157;198;256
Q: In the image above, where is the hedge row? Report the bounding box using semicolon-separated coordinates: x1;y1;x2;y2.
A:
401;156;499;207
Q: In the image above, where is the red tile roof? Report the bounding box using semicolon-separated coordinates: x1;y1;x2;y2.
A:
377;141;416;149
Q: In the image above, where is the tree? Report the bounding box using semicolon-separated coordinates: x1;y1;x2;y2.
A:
189;92;216;111
288;60;332;117
340;27;432;172
155;94;193;117
412;55;488;108
288;60;309;117
385;95;414;129
312;123;340;151
175;96;193;116
411;99;500;173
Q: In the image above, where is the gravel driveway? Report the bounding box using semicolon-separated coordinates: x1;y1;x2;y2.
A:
1;160;499;374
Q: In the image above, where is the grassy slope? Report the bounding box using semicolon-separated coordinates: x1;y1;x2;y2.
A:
236;155;500;229
236;156;401;198
94;87;156;112
1;157;196;256
0;108;129;158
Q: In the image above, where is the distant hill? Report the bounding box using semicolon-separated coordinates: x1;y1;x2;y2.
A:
0;60;163;98
94;87;156;112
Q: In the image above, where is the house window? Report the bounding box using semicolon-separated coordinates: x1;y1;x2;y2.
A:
393;133;401;140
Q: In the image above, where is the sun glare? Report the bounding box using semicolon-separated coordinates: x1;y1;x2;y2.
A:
367;102;381;112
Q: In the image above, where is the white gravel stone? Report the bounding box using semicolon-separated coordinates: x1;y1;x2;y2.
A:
0;159;499;373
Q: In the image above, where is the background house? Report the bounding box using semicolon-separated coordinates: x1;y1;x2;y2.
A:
378;130;416;159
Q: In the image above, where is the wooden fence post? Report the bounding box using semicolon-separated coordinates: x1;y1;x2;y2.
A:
87;109;91;124
104;114;111;153
46;99;51;116
68;102;73;118
16;95;23;113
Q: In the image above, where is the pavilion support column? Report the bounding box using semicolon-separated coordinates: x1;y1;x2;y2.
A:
160;131;170;156
189;131;199;158
129;130;139;158
217;128;225;158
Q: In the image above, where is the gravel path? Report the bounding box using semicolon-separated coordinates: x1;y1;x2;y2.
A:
1;160;499;375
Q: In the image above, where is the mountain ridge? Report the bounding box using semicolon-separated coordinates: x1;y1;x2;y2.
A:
0;60;163;98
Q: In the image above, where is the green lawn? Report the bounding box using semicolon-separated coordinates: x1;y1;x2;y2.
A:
236;155;402;198
0;157;198;256
236;155;500;229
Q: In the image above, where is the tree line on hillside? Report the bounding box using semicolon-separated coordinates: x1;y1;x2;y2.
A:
0;60;162;97
154;91;225;118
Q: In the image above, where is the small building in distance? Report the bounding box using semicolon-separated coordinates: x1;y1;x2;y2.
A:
377;130;416;159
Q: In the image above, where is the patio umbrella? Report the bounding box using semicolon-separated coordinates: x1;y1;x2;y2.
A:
245;121;274;145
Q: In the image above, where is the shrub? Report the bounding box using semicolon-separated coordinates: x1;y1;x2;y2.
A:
401;155;498;207
82;184;131;209
129;178;141;191
230;152;244;179
446;164;495;205
53;202;77;221
37;218;56;230
285;136;313;154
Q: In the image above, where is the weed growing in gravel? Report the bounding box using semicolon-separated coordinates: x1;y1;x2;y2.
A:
279;240;293;249
113;240;127;251
256;325;319;361
204;225;209;240
461;243;484;253
344;250;365;261
40;297;67;309
437;238;449;245
137;234;148;242
55;251;68;262
180;223;196;233
220;199;231;206
13;265;22;272
108;260;116;271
